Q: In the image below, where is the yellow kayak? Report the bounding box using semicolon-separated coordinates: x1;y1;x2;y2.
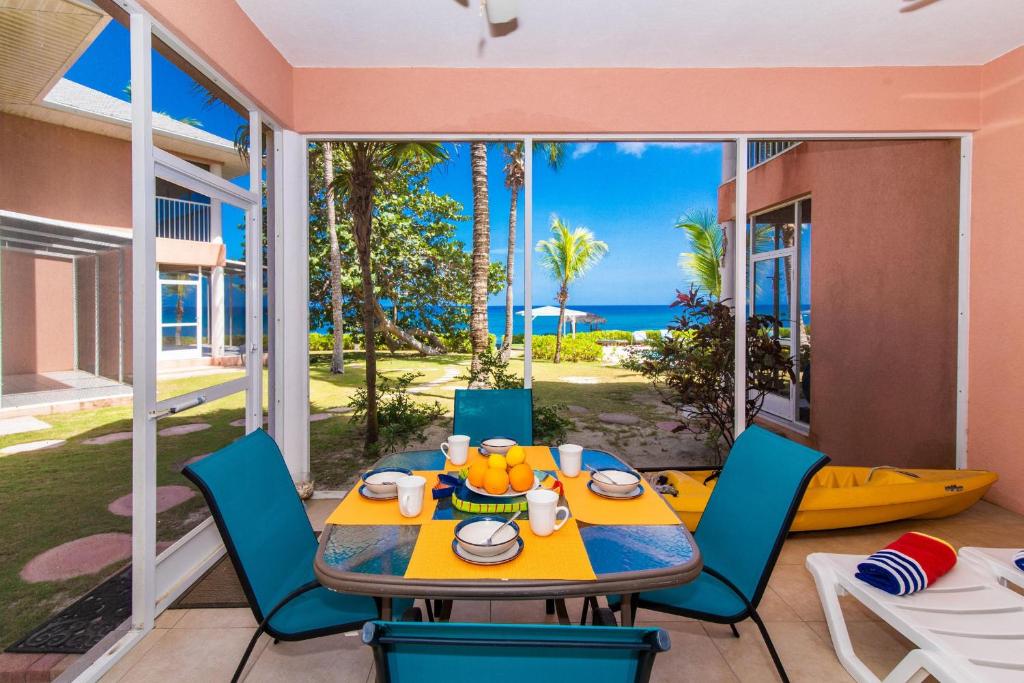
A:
660;466;998;532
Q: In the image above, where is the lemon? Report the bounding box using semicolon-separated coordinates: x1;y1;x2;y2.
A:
505;445;526;467
487;454;507;470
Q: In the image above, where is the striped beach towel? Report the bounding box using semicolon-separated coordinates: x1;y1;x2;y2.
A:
856;532;957;596
1015;550;1024;572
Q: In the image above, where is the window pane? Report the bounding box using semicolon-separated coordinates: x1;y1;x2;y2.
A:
798;198;812;424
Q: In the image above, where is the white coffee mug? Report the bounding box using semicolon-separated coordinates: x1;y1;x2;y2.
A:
397;475;426;517
441;435;470;466
558;444;583;478
526;489;570;536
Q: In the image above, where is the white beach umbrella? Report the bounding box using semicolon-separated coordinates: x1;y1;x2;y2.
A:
517;305;590;337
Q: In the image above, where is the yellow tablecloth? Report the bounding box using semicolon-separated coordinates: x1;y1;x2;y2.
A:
444;445;558;472
559;474;682;526
325;471;441;526
404;519;597;581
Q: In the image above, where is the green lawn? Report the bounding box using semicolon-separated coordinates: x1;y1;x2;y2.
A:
0;351;706;647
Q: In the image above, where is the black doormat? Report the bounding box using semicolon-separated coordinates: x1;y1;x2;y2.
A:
5;568;131;655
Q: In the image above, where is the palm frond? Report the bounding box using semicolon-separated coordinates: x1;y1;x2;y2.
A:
535;215;609;286
676;208;724;297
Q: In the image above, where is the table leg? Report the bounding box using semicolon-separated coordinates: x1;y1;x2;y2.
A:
553;599;570;625
619;594;634;626
381;597;393;621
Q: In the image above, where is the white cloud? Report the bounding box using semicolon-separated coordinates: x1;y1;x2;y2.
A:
571;142;597;159
614;141;716;158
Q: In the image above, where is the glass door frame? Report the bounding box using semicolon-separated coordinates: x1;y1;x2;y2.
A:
747;195;807;426
157;268;203;359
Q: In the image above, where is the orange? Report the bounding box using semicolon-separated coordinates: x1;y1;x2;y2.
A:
483;468;510;495
509;463;534;492
467;461;489;488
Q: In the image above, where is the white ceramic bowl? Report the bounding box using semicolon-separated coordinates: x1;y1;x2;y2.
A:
454;516;520;557
481;437;517;455
361;468;412;495
590;469;642;495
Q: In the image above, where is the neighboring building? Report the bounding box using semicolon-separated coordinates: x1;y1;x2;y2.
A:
719;140;960;469
0;1;248;412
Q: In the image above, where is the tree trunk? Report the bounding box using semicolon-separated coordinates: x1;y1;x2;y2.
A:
174;284;184;346
554;285;568;363
469;142;490;376
347;148;378;451
371;298;441;355
500;180;520;361
323;142;345;374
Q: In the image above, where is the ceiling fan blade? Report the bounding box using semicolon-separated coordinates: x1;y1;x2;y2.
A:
900;0;943;12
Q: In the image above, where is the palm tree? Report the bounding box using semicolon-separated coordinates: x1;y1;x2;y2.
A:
676;208;724;298
469;142;490;376
330;142;447;451
535;217;608;363
322;142;344;374
498;142;566;360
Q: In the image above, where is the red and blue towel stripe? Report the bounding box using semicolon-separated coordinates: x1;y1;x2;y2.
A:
856;532;957;596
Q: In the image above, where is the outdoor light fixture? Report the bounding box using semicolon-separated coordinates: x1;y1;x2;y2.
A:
482;0;517;24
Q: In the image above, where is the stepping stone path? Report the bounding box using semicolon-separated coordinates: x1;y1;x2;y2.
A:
0;439;65;457
327;406;353;414
562;376;599;385
83;431;132;445
108;485;196;517
229;416;268;428
597;412;641;426
0;416;51;437
158;423;211;437
176;453;212;471
657;421;683;432
566;405;589;415
21;532;132;583
409;365;462;394
309;412;332;422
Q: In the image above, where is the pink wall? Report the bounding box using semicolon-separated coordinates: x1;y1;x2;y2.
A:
720;141;960;470
0;113;132;228
292;66;981;134
968;46;1024;513
2;251;75;375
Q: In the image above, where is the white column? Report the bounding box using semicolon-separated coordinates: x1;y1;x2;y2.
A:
523;137;533;388
246;112;263;433
129;11;157;632
955;135;972;469
272;130;310;476
208;162;225;358
733;138;749;437
719;143;738;306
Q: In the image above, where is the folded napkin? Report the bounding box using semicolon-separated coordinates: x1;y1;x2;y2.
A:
856;532;956;595
1014;550;1024;572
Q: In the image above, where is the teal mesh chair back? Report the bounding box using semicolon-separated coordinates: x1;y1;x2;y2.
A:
183;428;316;622
694;426;828;607
453;388;533;446
363;621;669;683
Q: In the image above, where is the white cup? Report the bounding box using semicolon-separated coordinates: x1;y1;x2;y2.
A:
526;489;570;536
558;444;583;478
441;435;471;466
397;475;426;517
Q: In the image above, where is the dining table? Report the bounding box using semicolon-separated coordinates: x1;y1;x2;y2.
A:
313;445;702;626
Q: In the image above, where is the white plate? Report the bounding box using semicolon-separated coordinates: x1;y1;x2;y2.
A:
586;480;644;500
464;474;541;499
358;485;397;500
451;537;524;565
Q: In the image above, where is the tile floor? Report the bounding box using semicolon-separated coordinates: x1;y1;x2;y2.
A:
98;500;1024;682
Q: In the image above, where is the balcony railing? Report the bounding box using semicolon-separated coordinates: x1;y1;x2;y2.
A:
156;197;210;242
748;141;798;168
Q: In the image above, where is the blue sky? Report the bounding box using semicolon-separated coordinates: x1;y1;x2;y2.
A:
67;24;726;302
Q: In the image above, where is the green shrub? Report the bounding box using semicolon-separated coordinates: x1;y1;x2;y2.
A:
348;372;444;455
309;332;355;351
533;403;573;444
645;330;663;344
530;335;602;362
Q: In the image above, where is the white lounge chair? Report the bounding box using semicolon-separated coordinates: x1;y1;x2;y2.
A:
959;547;1024;591
806;552;1024;683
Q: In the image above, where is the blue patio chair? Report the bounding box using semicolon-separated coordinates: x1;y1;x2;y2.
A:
183;429;407;682
362;619;670;683
597;426;828;683
453;388;533;446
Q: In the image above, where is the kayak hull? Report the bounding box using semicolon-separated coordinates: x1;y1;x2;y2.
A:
661;466;998;532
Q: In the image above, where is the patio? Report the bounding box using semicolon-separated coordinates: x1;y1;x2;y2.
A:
81;500;1021;683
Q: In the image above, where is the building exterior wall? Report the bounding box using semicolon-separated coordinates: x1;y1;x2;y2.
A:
968;46;1024;513
1;250;75;375
0;112;132;228
719;140;960;470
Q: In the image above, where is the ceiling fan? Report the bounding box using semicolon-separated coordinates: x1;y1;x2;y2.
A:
900;0;944;12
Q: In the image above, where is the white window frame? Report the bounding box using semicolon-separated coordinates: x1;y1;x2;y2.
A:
157;268;202;360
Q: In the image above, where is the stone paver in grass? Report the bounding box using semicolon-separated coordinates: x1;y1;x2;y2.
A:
657;421;683;432
597;412;641;426
327;406;353;414
0;416;51;437
566;405;589;415
229;416;268;428
82;431;132;445
108;485;196;517
561;376;599;384
0;439;65;457
158;423;211;437
176;453;212;472
309;413;332;422
20;532;132;583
